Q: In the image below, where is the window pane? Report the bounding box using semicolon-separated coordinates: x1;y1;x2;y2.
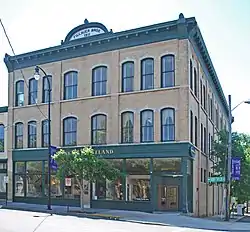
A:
26;174;43;197
0;125;4;152
16;81;24;106
63;117;77;146
14;175;25;196
64;72;78;100
26;161;42;174
121;112;134;143
0;173;6;193
94;159;123;200
15;162;25;174
125;159;150;201
92;67;107;96
141;111;154;142
64;178;81;200
92;115;107;144
161;109;175;141
29;79;38;104
153;158;181;173
122;62;134;92
44;175;62;198
43;76;52;103
28;122;37;148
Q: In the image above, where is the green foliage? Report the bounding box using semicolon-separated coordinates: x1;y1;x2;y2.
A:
212;130;250;202
52;146;121;185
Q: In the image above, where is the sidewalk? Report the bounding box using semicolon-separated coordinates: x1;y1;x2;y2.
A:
1;202;250;231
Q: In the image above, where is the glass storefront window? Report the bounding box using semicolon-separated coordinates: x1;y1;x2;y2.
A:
26;174;43;197
14;175;24;196
94;159;124;201
26;161;43;174
153;158;181;173
0;163;7;170
125;158;151;201
0;173;6;193
15;162;25;174
64;178;81;199
44;175;62;198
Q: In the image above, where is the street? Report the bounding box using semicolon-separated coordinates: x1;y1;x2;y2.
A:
0;209;223;232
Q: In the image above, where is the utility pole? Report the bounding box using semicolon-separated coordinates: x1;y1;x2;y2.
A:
225;95;232;221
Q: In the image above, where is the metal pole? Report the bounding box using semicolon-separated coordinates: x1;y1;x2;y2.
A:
47;76;52;210
225;94;232;221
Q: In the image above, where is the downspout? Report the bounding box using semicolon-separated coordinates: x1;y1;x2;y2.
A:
59;61;63;146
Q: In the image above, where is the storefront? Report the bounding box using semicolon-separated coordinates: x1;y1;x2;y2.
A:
0;159;7;199
12;142;194;212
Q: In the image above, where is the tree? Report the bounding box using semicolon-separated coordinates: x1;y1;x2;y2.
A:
52;146;121;209
212;130;250;203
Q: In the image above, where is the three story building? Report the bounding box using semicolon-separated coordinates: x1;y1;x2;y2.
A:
4;13;228;216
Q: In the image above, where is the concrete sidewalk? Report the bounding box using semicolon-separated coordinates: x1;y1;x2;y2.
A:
1;202;250;231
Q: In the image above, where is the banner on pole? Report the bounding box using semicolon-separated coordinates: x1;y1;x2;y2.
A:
231;157;241;180
50;145;58;171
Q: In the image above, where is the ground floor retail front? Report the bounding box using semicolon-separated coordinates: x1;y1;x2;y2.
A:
11;142;194;212
0;159;7;199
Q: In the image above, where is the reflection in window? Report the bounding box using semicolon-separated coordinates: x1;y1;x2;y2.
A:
28;78;38;105
64;71;78;100
0;124;4;152
126;159;150;201
91;114;107;145
44;175;62;198
161;108;175;141
63;117;77;146
153;158;181;173
140;110;154;142
15;122;23;149
121;112;134;143
64;178;81;199
42;120;49;147
26;174;42;197
122;62;134;92
141;58;154;90
42;75;52;103
28;121;37;148
0;173;6;193
161;55;175;88
14;175;24;196
92;66;107;96
94;159;123;200
15;80;24;106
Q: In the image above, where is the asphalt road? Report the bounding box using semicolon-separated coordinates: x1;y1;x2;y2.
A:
0;209;223;232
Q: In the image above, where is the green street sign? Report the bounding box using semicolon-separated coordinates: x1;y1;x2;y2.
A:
208;176;225;183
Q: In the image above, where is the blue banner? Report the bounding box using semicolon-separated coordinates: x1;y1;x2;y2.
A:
231;157;241;180
50;145;58;171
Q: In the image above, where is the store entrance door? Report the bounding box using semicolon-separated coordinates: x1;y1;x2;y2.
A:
158;185;179;211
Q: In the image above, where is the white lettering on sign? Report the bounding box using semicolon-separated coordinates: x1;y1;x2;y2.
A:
70;27;105;41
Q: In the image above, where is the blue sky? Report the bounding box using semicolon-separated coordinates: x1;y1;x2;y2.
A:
0;0;250;133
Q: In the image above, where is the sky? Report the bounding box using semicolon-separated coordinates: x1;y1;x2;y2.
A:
0;0;250;133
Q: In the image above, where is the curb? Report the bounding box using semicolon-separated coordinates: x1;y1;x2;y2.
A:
1;206;121;221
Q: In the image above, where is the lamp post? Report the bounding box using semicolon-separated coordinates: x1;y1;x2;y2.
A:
34;66;52;210
225;96;250;221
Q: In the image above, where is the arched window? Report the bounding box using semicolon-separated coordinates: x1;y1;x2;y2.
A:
28;121;37;148
63;117;77;146
92;66;107;96
161;108;175;141
15;122;23;149
141;58;154;90
161;55;175;87
122;62;134;92
15;80;24;106
189;60;193;90
0;124;4;152
121;112;134;143
64;71;78;100
42;120;49;147
91;114;107;145
140;110;154;142
28;78;38;105
194;68;198;96
42;75;52;103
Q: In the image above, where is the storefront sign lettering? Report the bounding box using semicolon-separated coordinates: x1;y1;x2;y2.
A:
70;27;105;41
94;149;114;155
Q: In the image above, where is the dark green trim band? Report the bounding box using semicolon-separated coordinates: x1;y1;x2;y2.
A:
0;106;8;113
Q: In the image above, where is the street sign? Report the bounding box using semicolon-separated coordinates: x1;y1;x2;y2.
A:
65;178;72;187
231;157;241;180
208;176;225;183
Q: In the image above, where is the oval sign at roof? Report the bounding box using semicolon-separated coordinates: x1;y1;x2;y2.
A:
69;27;105;41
